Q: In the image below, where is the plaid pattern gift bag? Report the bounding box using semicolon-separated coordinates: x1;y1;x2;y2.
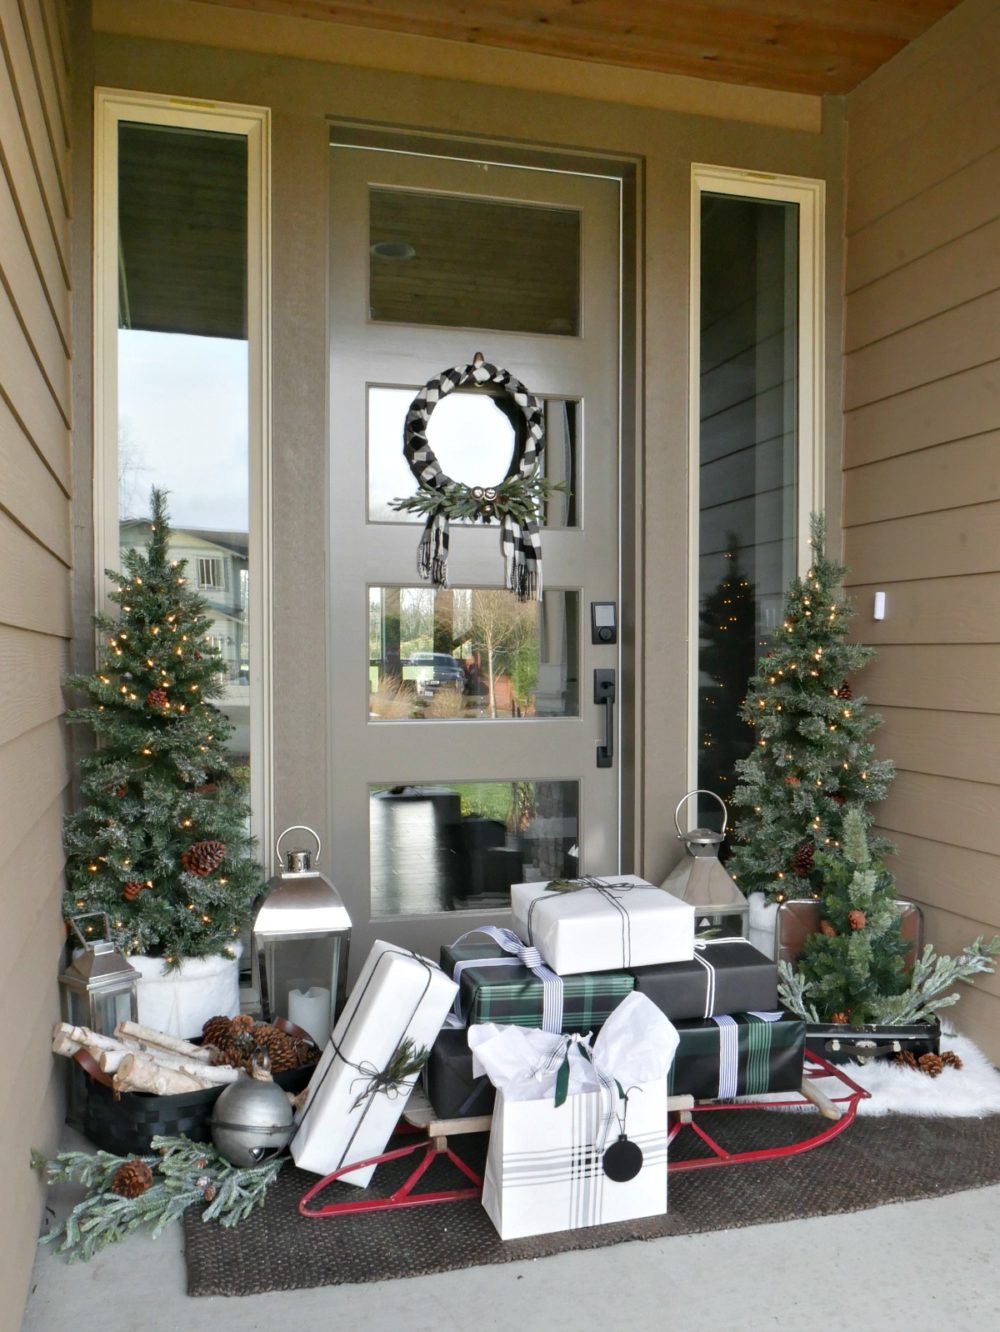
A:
469;992;679;1240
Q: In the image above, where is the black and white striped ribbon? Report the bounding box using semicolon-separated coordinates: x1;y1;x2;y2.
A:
691;936;753;1019
450;926;564;1033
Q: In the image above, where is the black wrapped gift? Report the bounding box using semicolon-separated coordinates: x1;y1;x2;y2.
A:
667;1012;805;1100
422;1025;495;1119
804;1018;940;1065
629;939;777;1021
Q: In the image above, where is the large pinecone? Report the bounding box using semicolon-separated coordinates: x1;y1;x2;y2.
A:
202;1015;234;1049
848;909;867;930
145;687;169;710
110;1159;155;1198
181;840;226;877
123;880;147;902
791;842;815;877
835;681;853;700
253;1024;300;1072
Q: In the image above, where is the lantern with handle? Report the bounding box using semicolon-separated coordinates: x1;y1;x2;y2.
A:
252;826;351;1046
660;790;749;937
59;913;140;1034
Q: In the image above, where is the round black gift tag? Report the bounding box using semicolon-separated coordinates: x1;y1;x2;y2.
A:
603;1134;644;1182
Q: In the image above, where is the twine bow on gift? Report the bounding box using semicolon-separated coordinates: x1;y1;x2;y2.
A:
529;876;636;969
347;1037;430;1112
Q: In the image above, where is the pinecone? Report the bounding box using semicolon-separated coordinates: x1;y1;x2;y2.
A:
894;1050;919;1070
203;1184;217;1202
835;681;853;700
110;1159;155;1198
791;842;815;876
941;1050;964;1071
181;839;226;877
819;918;838;938
145;687;170;710
195;782;218;796
123;880;147;902
830;793;847;806
784;775;800;787
254;1025;299;1072
231;1014;255;1034
829;1011;851;1025
918;1053;945;1078
848;909;867;930
202;1015;234;1049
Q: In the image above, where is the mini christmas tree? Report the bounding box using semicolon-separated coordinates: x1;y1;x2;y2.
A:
63;489;261;964
783;807;909;1022
728;515;894;904
779;808;1000;1025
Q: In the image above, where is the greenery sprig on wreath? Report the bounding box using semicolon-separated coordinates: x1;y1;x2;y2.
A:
390;472;567;527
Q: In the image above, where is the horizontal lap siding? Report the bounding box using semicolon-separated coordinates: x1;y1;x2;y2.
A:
844;0;1000;1063
0;0;72;1324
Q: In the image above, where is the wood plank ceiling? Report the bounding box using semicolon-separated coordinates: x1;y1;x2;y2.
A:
186;0;965;95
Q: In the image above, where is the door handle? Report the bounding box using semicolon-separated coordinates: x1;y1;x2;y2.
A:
594;668;615;769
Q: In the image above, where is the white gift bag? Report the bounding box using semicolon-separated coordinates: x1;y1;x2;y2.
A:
510;875;695;975
291;940;457;1186
470;992;679;1239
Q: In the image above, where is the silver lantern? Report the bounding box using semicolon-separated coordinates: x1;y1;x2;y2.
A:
252;826;351;1046
661;790;750;938
59;913;140;1035
210;1073;295;1166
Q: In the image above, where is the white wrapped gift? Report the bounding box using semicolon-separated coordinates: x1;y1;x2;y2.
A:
470;992;679;1240
291;939;457;1186
511;874;695;975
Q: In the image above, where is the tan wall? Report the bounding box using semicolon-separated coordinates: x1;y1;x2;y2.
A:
0;0;73;1324
77;20;844;891
844;0;1000;1060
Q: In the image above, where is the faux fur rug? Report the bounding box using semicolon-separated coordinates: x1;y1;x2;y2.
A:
813;1031;1000;1117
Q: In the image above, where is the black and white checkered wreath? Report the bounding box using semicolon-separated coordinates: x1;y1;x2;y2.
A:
390;354;565;602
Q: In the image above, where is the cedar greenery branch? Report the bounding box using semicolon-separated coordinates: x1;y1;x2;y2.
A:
62;488;263;965
31;1135;282;1263
390;470;566;528
727;514;894;905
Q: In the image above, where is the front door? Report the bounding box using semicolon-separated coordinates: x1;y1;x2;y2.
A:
329;143;622;968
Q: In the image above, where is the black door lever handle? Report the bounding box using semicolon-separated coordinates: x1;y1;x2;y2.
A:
594;668;615;769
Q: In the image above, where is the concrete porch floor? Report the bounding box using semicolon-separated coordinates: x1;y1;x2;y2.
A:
21;1157;1000;1331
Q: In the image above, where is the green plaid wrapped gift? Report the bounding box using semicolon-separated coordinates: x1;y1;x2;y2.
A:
667;1012;805;1099
441;938;634;1035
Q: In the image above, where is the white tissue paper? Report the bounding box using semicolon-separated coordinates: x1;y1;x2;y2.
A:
469;992;679;1238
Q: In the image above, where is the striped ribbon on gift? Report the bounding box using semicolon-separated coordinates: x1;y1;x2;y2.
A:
711;1011;784;1099
450;926;564;1033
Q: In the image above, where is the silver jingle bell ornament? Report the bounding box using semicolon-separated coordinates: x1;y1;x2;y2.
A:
210;1074;294;1167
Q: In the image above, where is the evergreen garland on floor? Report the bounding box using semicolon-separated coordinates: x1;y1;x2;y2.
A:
32;1136;283;1263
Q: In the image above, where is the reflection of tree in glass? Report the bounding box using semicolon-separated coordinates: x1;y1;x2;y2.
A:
467;590;536;718
698;540;758;813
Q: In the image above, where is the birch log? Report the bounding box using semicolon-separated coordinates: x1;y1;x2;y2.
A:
113;1053;215;1095
114;1021;214;1062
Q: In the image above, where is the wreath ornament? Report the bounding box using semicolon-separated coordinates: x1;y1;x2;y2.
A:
390;353;564;601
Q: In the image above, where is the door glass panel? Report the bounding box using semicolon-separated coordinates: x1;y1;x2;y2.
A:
116;121;250;764
369;587;579;720
368;386;579;527
697;192;799;818
369;188;580;335
370;780;579;915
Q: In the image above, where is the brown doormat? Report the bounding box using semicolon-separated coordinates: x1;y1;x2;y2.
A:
184;1111;1000;1296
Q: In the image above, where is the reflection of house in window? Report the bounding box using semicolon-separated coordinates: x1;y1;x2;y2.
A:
120;520;249;688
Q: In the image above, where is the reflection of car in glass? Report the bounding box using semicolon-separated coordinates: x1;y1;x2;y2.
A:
408;652;466;696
